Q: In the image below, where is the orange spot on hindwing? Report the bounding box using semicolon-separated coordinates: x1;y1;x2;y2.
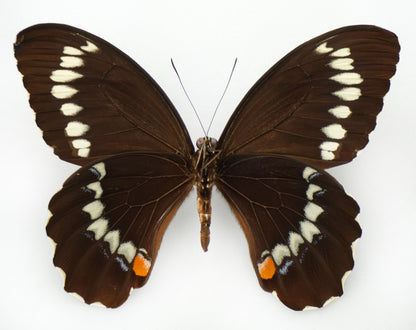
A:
133;253;151;277
258;256;276;280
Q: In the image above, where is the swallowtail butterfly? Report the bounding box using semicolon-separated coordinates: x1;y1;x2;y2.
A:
14;24;399;310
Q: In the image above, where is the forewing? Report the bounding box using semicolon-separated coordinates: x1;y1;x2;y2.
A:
14;23;193;165
219;25;399;168
216;154;361;310
47;152;192;307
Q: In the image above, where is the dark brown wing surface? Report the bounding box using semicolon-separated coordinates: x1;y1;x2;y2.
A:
218;25;399;169
47;152;193;307
216;154;361;310
14;23;193;165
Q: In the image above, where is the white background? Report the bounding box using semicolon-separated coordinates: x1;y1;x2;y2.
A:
1;0;415;329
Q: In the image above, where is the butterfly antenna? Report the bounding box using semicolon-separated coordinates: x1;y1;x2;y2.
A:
171;59;207;136
206;58;238;136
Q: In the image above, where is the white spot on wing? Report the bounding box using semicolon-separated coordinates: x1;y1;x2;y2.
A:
321;150;334;160
320;141;339;151
330;47;351;57
321;124;347;139
261;250;270;259
104;230;120;254
321;150;335;160
93;162;106;180
138;248;148;255
316;42;333;54
302;166;317;182
87;181;103;199
60;56;84;68
332;87;361;101
81;41;99;53
72;138;91;149
78;148;90;158
303;305;318;311
65;121;90;137
328;105;351;119
63;46;84;56
82;200;104;220
117;241;137;263
271;244;291;266
87;217;108;240
50;69;83;83
306;184;322;200
304;202;324;221
60;103;83;116
288;232;304;256
300;220;321;242
329;58;354;70
51;85;78;99
330;72;363;85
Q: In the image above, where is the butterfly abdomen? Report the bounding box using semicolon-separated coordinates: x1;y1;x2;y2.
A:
197;184;212;252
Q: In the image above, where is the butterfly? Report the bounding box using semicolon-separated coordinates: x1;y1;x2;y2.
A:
14;23;399;310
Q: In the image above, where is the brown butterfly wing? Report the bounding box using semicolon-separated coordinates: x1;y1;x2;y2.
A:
216;154;361;310
215;25;399;309
14;23;193;166
47;152;193;307
218;25;399;169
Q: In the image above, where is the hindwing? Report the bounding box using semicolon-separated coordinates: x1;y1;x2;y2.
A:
47;152;192;307
216;154;361;310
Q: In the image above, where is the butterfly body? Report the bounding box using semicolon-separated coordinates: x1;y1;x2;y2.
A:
14;23;399;310
194;137;220;251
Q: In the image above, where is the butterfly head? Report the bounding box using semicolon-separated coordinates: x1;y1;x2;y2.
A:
196;137;218;153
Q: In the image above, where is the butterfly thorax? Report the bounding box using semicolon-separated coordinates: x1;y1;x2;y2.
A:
193;137;220;251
